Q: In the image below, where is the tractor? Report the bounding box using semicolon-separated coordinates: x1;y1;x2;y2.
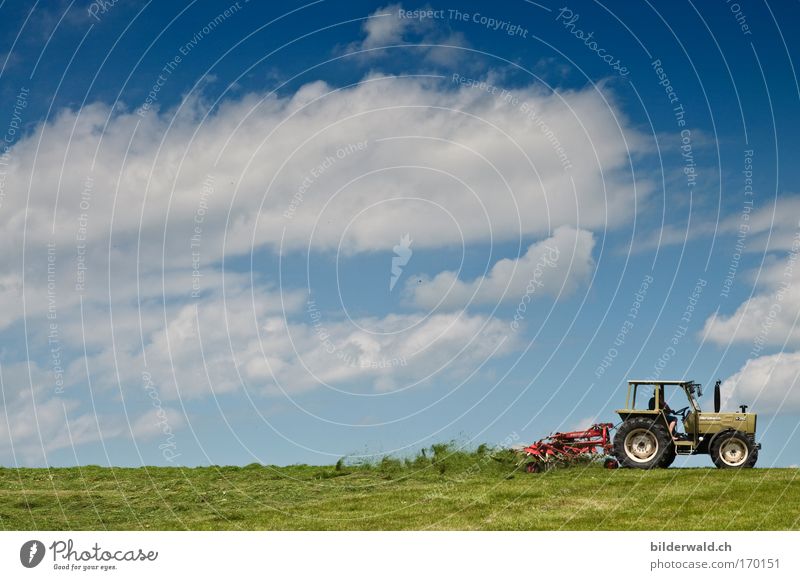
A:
613;379;760;469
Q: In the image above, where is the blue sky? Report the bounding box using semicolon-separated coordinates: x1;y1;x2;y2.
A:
0;0;799;468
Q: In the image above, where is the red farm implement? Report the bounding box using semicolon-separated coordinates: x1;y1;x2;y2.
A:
518;423;618;473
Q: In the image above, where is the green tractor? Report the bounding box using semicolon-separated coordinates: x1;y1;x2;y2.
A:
613;379;760;469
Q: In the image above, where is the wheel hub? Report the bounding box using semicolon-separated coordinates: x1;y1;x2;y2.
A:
720;438;748;467
624;429;659;462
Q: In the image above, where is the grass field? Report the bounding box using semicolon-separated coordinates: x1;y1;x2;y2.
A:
2;446;799;530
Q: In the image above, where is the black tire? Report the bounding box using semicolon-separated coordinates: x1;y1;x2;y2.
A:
658;445;678;469
603;457;619;470
613;417;672;469
659;446;677;468
525;461;543;474
710;431;758;469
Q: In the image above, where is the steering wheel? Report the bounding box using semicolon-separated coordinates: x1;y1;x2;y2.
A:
673;406;690;419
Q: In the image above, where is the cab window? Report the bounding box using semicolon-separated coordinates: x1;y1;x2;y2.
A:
632;384;657;410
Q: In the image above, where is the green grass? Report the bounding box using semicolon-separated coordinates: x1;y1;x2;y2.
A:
1;446;798;530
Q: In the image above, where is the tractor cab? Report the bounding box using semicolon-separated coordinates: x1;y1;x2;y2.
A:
617;379;698;423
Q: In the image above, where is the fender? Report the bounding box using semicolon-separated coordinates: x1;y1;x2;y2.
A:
707;428;741;452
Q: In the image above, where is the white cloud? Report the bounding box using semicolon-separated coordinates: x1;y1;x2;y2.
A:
0;360;127;464
131;406;186;441
2;76;647;253
0;254;525;457
359;3;410;49
704;286;800;348
0;74;650;334
707;234;800;415
703;246;800;348
409;226;595;309
566;415;600;432
720;196;800;254
125;286;521;399
31;273;520;403
721;351;800;413
0;274;23;330
346;3;468;66
0;356;183;465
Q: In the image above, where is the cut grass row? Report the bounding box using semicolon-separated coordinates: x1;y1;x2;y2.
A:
1;446;798;530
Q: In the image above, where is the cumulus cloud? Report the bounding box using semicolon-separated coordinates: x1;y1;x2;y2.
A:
1;75;647;255
704;286;800;348
409;226;595;309
89;285;522;400
0;354;191;465
703;241;800;348
0;274;23;331
720;352;800;413
131;406;186;441
707;228;800;414
0;74;650;334
345;3;468;65
13;264;519;403
359;3;411;49
0;360;129;464
719;196;800;254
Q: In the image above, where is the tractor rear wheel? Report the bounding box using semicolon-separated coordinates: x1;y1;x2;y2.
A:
659;446;677;468
710;431;758;468
613;417;672;469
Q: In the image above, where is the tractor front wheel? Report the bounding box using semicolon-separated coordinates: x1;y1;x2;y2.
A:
613;417;672;469
710;431;758;468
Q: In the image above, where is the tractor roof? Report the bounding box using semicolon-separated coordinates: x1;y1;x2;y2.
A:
627;379;694;385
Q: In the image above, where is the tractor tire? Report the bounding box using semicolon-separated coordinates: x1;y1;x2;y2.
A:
603;457;619;470
525;461;543;474
613;417;672;469
710;431;758;469
659;446;677;469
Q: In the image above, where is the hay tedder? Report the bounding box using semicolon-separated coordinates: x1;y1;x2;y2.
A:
519;423;618;473
518;379;761;472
